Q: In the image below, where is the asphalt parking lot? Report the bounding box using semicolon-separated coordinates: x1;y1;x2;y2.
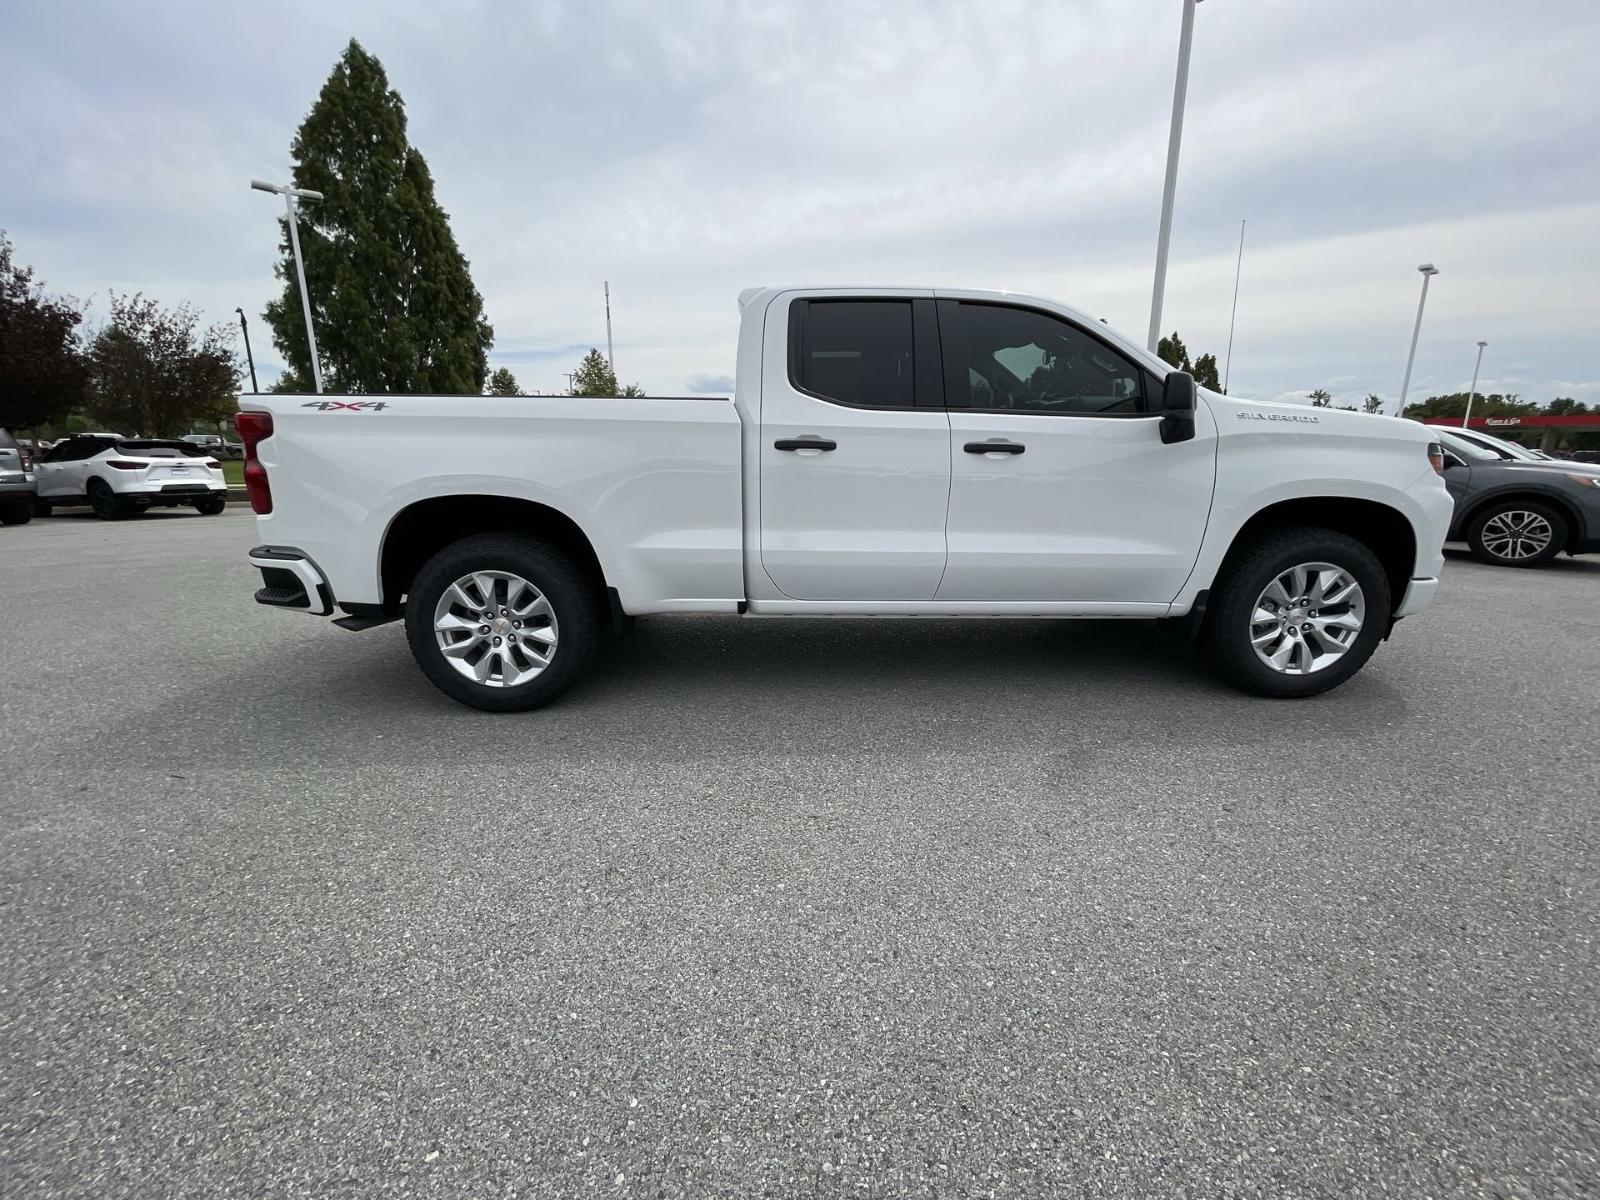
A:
1;508;1596;1198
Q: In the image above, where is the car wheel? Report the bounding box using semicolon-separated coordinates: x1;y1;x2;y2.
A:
1466;500;1566;568
32;498;52;518
194;495;226;515
1;505;32;526
87;478;129;520
404;533;601;713
1203;526;1390;699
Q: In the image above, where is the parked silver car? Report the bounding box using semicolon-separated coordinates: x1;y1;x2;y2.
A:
0;428;38;525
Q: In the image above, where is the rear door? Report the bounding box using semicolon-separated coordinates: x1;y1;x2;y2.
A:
757;295;950;600
35;438;95;497
936;299;1216;604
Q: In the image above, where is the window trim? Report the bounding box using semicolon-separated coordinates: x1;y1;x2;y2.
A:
936;299;1156;419
786;297;943;411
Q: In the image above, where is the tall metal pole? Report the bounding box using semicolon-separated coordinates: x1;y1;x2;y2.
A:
1396;264;1439;420
1461;340;1487;428
1147;0;1199;352
235;307;259;393
604;281;614;374
283;193;323;393
1222;218;1244;393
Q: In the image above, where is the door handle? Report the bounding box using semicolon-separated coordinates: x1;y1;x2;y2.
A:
774;437;837;452
963;441;1025;455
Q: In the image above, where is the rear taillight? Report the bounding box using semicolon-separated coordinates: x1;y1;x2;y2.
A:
203;458;220;469
20;451;33;471
235;410;273;514
1427;442;1445;476
106;459;145;470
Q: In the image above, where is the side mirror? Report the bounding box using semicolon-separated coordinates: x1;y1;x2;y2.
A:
1160;371;1196;444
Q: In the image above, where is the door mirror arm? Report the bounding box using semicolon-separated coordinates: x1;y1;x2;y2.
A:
1160;371;1197;445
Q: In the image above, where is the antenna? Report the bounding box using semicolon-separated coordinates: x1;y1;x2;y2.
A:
604;281;614;374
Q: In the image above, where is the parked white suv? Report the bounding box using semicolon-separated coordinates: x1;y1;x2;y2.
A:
238;287;1453;708
34;436;228;519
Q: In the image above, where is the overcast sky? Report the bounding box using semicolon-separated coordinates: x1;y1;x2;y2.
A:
3;0;1596;407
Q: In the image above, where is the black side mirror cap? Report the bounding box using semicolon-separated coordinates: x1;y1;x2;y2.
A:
1160;371;1196;444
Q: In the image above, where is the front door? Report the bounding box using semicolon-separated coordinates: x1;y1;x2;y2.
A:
758;295;951;600
935;300;1216;604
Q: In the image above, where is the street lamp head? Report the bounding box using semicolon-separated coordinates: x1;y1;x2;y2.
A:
250;179;278;194
250;179;323;203
1417;263;1439;275
1477;339;1487;348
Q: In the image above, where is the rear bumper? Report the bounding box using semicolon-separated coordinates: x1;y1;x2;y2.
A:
0;485;36;505
123;481;227;496
248;545;334;616
1394;576;1438;618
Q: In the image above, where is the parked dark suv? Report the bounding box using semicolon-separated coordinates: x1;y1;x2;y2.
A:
1436;428;1600;567
0;428;37;526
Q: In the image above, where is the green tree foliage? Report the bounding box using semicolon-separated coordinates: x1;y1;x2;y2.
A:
1308;389;1332;407
0;232;88;430
486;367;520;396
84;293;238;434
1156;332;1223;391
264;40;492;395
1546;397;1591;415
1400;392;1537;421
1363;394;1385;414
569;348;643;397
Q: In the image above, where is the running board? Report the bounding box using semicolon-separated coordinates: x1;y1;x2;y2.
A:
332;613;401;632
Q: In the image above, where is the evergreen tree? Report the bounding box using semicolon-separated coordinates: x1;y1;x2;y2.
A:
263;40;492;395
1191;352;1220;391
486;367;520;396
569;348;642;396
1156;332;1222;391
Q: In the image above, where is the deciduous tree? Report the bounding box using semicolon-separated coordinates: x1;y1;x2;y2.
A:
0;232;88;431
84;294;238;434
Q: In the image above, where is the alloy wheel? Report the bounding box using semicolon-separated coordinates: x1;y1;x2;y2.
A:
432;570;559;688
1480;510;1553;561
1249;561;1366;676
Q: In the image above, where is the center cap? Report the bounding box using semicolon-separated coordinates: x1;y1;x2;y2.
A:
494;618;512;635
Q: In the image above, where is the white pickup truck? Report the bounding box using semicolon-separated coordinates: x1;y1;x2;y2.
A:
238;286;1453;710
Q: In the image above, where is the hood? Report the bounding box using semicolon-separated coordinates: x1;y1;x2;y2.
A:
1204;391;1435;443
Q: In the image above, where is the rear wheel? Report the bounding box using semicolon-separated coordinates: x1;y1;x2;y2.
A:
87;478;129;520
404;533;600;712
194;494;226;515
1;505;32;526
1203;527;1390;699
1466;500;1565;567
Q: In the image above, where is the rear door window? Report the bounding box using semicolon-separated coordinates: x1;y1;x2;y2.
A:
791;300;915;409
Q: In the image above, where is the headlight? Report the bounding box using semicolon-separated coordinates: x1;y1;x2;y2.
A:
1563;473;1600;490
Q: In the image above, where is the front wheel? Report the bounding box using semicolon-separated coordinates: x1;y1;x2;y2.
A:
404;533;601;712
1203;527;1391;699
1466;500;1566;568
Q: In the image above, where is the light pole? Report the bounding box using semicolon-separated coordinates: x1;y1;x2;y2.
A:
235;307;259;393
1147;0;1201;353
251;178;324;393
604;281;615;374
1461;340;1487;428
1396;263;1439;420
1223;218;1244;393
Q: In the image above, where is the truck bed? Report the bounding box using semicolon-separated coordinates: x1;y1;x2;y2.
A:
239;393;745;612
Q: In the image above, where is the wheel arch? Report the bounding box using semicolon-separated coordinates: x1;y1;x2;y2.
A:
1215;497;1416;608
1456;488;1585;552
379;494;607;611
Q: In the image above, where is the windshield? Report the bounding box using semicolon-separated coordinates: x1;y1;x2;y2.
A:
1436;430;1500;461
1456;429;1543;461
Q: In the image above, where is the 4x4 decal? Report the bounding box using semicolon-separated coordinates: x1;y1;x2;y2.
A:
301;400;389;412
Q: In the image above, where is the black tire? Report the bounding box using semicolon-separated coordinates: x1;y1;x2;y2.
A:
1202;526;1391;699
404;533;601;712
87;477;129;520
1465;499;1566;568
32;498;52;518
1;505;32;526
194;494;226;515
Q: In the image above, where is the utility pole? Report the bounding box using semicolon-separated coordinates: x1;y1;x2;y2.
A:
1148;0;1201;352
251;179;324;392
235;307;259;393
564;371;576;395
604;281;615;375
1461;341;1487;428
1222;218;1244;394
1396;263;1440;419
